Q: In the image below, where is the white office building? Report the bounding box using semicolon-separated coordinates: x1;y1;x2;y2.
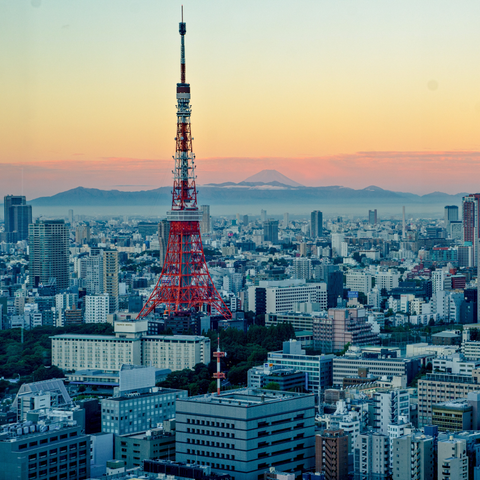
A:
345;271;373;294
375;270;400;291
248;280;327;314
52;321;210;372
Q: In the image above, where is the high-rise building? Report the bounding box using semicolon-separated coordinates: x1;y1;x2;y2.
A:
3;195;32;242
293;257;313;280
75;224;90;244
68;208;74;224
158;219;170;268
283;212;289;228
175;388;315;480
242;214;248;226
315;429;348;480
311;210;323;238
372;389;410;434
462;194;480;263
261;209;267;223
28;219;69;291
103;250;119;313
199;205;211;234
444;205;459;233
79;254;104;294
263;219;279;243
368;209;377;225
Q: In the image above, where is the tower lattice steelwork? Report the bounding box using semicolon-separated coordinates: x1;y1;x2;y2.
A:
138;10;231;320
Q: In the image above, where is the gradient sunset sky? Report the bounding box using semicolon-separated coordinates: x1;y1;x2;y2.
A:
2;0;480;199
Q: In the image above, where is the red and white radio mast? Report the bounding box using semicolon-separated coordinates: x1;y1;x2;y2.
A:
212;337;226;395
137;8;231;320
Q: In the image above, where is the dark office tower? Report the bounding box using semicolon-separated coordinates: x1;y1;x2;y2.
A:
444;205;459;235
368;209;377;224
311;210;323;238
463;194;480;264
158;219;170;268
243;214;249;225
263;219;279;243
3;195;32;242
28;219;69;291
103;250;119;313
445;205;459;223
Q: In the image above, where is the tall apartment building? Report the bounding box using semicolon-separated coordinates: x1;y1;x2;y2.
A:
368;209;377;225
261;209;267;223
353;432;389;480
175;388;315;480
391;433;434;480
248;280;327;314
101;388;187;435
372;390;410;434
75;224;90;244
84;294;109;324
438;437;468;480
79;254;104;294
315;429;348;480
463;194;480;265
311;210;323;238
28;219;69;291
293;258;313;280
417;372;480;426
3;194;32;242
313;308;380;353
199;205;211;234
51;320;210;372
263;219;279;243
103;250;119;313
158;219;170;268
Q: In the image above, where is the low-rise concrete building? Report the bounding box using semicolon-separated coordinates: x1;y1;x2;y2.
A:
115;420;176;469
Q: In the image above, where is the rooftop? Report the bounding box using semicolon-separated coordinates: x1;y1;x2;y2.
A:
103;387;186;402
433;399;472;411
182;388;312;407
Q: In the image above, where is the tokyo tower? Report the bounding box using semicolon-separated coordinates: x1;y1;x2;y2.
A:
137;9;231;320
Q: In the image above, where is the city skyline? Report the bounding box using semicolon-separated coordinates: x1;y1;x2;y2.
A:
2;1;480;199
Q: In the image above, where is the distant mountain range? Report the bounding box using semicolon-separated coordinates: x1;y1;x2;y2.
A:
29;181;465;208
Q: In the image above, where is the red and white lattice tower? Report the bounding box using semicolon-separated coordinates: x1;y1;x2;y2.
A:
212;337;226;395
137;9;231;320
